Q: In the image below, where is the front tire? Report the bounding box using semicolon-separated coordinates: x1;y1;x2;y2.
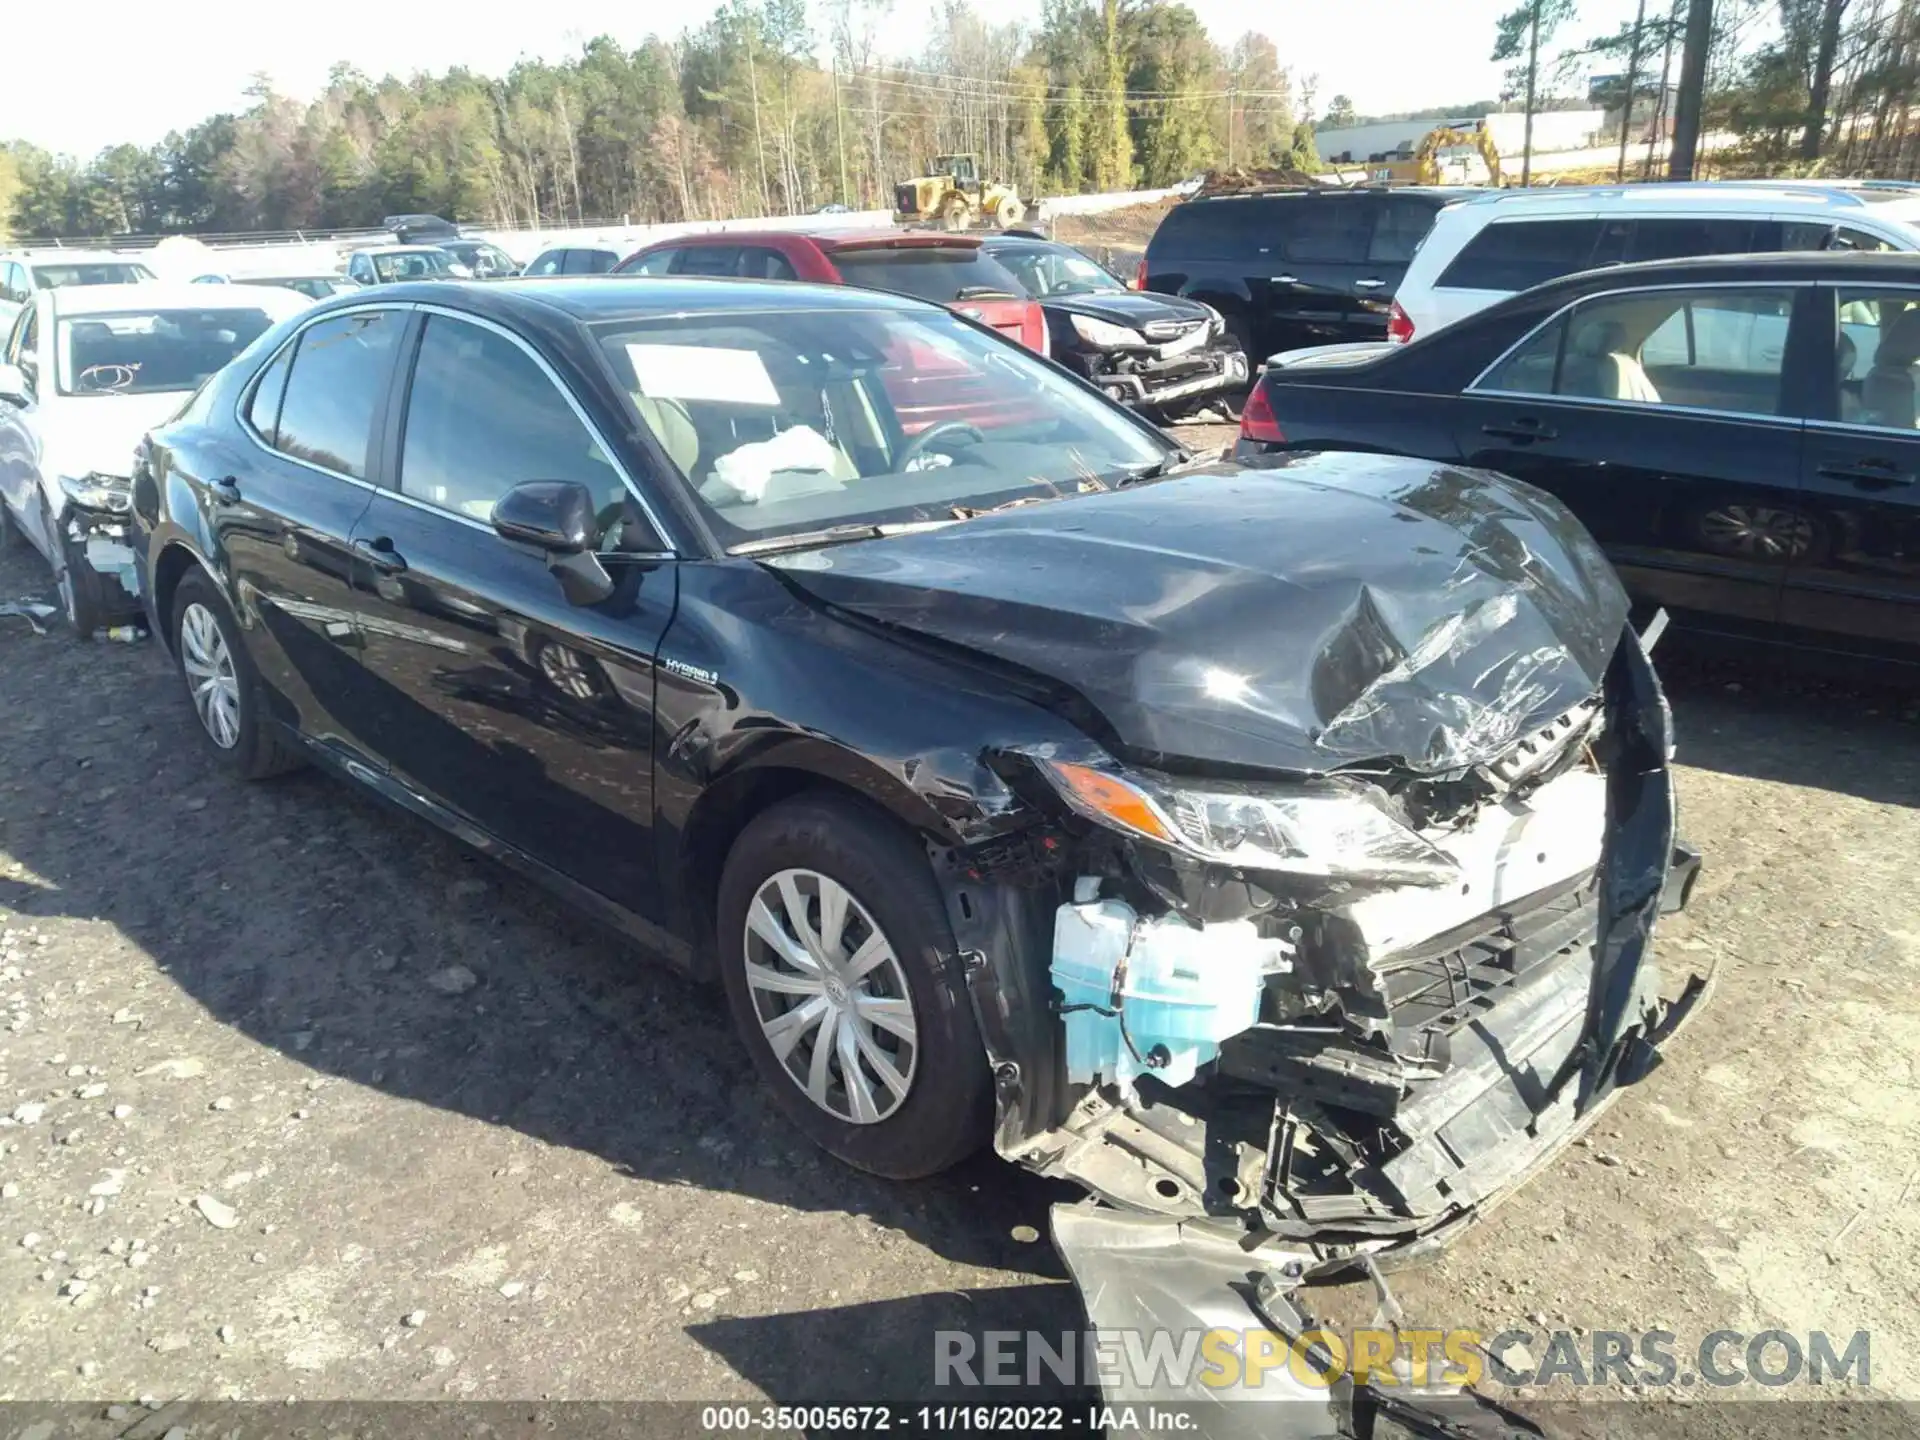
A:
170;568;305;780
717;794;992;1179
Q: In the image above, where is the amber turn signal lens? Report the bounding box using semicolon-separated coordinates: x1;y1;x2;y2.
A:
1045;761;1178;845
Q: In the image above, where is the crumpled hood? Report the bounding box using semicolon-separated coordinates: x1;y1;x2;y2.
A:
39;393;186;480
772;452;1629;775
1040;290;1212;334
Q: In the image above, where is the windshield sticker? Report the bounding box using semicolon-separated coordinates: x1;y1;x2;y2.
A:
626;344;779;406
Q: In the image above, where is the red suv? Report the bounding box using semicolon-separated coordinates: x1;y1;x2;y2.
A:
614;230;1048;355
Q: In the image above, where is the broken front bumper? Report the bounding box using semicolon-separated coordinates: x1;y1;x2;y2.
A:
1076;344;1249;408
950;624;1705;1432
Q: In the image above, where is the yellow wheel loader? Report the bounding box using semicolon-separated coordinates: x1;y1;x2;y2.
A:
893;155;1027;230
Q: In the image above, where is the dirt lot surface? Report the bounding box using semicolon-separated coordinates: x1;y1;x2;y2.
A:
0;525;1916;1420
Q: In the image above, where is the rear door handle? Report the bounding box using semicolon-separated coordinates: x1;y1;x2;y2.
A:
1482;421;1559;443
1817;459;1915;489
1269;274;1298;285
352;536;408;574
1355;278;1387;290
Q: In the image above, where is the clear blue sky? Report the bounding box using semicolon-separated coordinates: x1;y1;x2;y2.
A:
4;0;1646;160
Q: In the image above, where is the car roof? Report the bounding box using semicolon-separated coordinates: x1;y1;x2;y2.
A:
12;250;153;268
1493;249;1920;310
357;244;453;256
1453;182;1903;214
47;281;313;317
335;275;936;322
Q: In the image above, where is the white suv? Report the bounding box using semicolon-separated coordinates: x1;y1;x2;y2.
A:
1389;183;1920;343
0;251;157;329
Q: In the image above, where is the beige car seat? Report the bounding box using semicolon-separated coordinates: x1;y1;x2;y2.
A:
1561;318;1662;404
1863;306;1920;430
632;394;700;475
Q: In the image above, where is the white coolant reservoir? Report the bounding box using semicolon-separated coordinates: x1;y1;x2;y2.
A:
1051;891;1290;1089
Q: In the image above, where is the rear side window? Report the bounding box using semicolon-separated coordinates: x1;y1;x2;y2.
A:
1437;219;1603;291
1369;197;1441;265
246;344;294;443
566;250;617;275
830;246;1025;301
1284;201;1374;263
524;251;566;277
739;247;799;280
272;310;403;478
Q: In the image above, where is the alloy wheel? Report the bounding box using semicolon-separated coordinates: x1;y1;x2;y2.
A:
1698;504;1815;560
742;868;919;1125
179;602;242;749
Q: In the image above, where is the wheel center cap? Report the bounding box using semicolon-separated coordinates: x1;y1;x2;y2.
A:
823;974;851;1007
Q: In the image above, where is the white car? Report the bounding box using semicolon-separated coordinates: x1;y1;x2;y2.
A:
1389;182;1920;344
0;282;314;636
0;250;157;329
343;245;469;285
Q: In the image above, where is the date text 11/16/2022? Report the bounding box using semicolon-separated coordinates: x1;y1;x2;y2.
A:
697;1405;1188;1432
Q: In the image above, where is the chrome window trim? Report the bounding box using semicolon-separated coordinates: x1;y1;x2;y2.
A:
1466;387;1804;427
234;300;412;492
409;303;678;556
1466;278;1810;400
1805;416;1920;439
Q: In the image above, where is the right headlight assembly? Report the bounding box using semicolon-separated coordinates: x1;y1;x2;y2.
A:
1037;758;1457;887
1070;314;1146;349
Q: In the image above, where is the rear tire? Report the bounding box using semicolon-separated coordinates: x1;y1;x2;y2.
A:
717;793;992;1180
169;568;305;780
993;196;1022;229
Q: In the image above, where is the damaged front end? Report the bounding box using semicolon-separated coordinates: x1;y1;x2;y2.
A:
53;474;144;621
937;621;1704;1432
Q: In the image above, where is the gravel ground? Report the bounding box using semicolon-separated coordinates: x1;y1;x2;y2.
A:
0;523;1916;1417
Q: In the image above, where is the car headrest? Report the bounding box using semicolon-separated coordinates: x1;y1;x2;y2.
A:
1572;318;1628;358
1876;306;1920;368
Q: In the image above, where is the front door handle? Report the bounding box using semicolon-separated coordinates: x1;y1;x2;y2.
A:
1482;420;1559;443
1818;458;1915;490
1269;274;1298;285
1355;278;1387;290
209;475;242;505
352;536;408;574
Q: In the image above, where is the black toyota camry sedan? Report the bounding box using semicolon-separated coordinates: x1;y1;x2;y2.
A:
130;276;1700;1406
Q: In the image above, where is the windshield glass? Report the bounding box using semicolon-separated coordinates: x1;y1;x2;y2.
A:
56;307;276;397
990;243;1125;296
829;246;1026;302
593;304;1168;549
371;250;455;282
33;262;155;289
446;242;517;277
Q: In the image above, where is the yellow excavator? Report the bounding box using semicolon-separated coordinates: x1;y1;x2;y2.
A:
1375;125;1503;186
893;155;1027;230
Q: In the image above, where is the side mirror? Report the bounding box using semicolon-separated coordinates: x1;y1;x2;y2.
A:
491;480;613;606
0;363;30;407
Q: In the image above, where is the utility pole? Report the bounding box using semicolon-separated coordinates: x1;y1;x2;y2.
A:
832;54;850;206
1666;0;1713;180
1227;87;1237;169
1616;0;1649;181
1521;0;1541;186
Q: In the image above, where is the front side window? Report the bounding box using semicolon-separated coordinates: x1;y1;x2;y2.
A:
618;250;676;276
1;263;25;303
399;316;631;535
1438;219;1604;292
272;310;403;477
1835;288;1920;428
32;262;155;290
55;307;276;397
1368;198;1440;265
989;244;1123;297
524;251;566;277
1476;286;1796;417
673;247;742;278
349;255;374;283
592;303;1167;550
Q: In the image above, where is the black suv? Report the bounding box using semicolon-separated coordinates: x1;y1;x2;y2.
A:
1140;187;1466;363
